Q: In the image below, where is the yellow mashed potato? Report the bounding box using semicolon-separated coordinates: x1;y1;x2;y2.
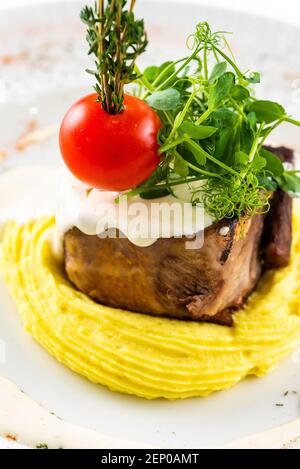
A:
1;212;300;400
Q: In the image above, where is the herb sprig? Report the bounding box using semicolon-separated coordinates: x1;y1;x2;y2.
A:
130;22;300;220
81;0;147;114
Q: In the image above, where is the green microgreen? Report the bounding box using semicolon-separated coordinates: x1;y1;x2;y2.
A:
126;21;300;220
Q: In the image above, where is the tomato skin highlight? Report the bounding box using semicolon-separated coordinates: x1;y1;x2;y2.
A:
59;93;161;191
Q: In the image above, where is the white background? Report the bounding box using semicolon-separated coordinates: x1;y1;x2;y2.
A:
1;0;300;26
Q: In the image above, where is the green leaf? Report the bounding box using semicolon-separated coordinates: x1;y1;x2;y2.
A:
143;62;176;86
157;127;168;145
260;125;275;137
138;165;168;188
214;127;234;161
208;61;227;84
248;100;285;124
140;188;170;199
251;154;266;172
208;72;235;109
157;61;175;82
183;141;207;166
245;72;260;84
260;148;284;176
247;111;257;129
230;85;250;101
240;122;254;154
179;146;200;175
174;154;189;177
146;89;181;111
276;173;300;196
257;175;278;191
235;151;249;167
179;121;217;139
211;107;237;123
143;66;159;83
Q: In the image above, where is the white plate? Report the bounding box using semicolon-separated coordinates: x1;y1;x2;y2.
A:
0;0;300;449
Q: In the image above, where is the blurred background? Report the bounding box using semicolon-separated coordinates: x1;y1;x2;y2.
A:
1;0;300;26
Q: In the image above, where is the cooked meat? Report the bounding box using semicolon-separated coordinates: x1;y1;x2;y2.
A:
263;190;292;268
63;147;293;326
262;146;293;268
64;215;265;326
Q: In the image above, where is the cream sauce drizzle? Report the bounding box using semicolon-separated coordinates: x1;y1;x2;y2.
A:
0;165;214;249
55;177;214;248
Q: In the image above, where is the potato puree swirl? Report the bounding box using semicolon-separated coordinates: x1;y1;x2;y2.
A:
1;211;300;400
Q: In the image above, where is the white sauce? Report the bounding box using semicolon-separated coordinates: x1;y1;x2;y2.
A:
55;177;214;248
0;165;215;249
219;226;230;236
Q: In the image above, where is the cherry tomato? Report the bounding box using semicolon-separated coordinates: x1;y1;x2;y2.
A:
59;93;161;191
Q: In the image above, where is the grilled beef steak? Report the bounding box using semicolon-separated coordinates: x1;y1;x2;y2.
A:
63;146;293;325
64;215;264;326
263;146;293;269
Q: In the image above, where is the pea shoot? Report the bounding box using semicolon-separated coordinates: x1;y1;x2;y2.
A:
130;22;300;221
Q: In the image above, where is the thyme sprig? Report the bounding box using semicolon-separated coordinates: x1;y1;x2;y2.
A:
81;0;148;114
128;22;300;221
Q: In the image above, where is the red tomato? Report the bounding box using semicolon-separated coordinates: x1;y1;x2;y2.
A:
59;93;161;191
